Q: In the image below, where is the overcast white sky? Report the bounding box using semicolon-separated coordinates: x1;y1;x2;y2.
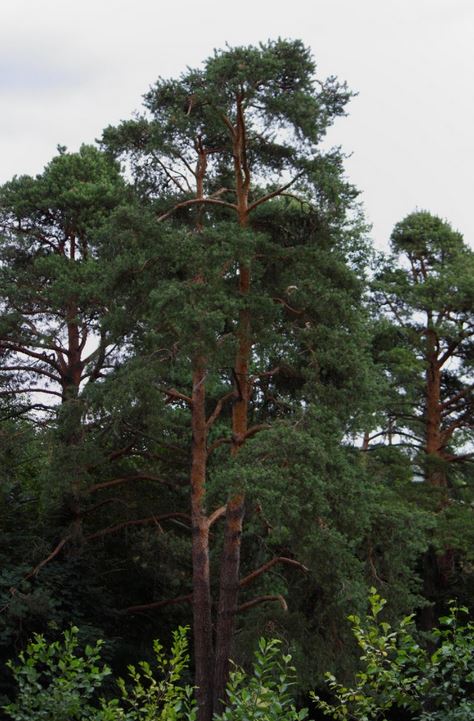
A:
1;0;473;249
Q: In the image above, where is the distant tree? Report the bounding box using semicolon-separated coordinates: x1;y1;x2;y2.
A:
0;145;126;408
369;211;474;623
372;211;474;489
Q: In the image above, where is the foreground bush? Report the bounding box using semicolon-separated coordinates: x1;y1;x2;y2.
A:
4;595;473;720
4;626;195;721
3;628;304;721
312;588;474;720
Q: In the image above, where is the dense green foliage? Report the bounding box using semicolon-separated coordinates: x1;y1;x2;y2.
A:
0;38;472;719
313;589;474;720
4;626;196;721
5;597;473;720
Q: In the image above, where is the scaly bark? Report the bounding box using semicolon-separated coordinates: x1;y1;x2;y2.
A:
190;365;214;721
213;94;251;712
213;493;244;711
424;328;445;487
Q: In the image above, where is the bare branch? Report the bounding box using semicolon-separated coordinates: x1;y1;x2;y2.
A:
157;197;237;223
244;424;271;440
0;342;63;372
237;594;288;613
88;474;178;494
250;367;281;383
125;593;192;614
441;384;474;413
0;387;62;398
207;505;227;527
273;297;304;315
26;536;72;579
86;513;191;541
240;556;309;588
206;391;235;429
0;364;61;383
248;173;304;212
161;387;193;406
207;436;233;455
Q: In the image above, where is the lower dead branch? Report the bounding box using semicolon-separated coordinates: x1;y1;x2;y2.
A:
240;556;309;588
88;474;177;494
25;535;72;580
207;436;233;455
125;593;192;614
206;391;235;429
237;594;288;613
162;387;193;406
86;513;191;541
244;423;271;440
207;505;227;527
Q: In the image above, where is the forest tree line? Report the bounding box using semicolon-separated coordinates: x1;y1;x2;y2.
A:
0;39;473;720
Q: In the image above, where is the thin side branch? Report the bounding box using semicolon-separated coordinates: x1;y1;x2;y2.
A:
207;505;227;528
86;513;191;541
237;594;288;614
244;424;271;440
240;556;309;588
25;536;72;579
157;197;237;222
88;474;178;494
206;391;235;429
207;436;233;455
125;593;192;614
162;387;193;406
247;173;304;212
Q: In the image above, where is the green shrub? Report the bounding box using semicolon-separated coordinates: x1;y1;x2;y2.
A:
312;588;474;721
4;626;111;721
112;627;196;721
4;625;195;721
215;638;307;721
8;599;471;721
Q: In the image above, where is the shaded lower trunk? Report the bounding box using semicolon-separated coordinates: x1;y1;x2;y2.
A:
192;521;214;721
425;343;446;488
213;494;245;712
190;366;214;721
419;545;456;632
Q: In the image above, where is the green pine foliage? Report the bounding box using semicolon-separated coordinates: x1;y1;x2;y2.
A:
0;39;472;715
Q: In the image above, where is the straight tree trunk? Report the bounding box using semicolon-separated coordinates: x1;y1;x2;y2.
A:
212;493;244;712
190;365;214;721
212;210;251;709
425;335;445;487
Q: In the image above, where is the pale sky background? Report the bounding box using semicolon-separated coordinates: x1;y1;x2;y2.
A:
1;0;473;249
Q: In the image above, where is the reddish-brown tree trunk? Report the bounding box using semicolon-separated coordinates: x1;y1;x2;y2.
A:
190;365;214;721
425;331;445;487
212;148;251;708
422;331;454;627
213;493;244;711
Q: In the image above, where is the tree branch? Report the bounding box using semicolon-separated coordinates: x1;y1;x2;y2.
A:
207;436;233;455
240;557;309;588
0;387;63;398
157;197;237;222
86;513;191;541
161;387;193;406
0;364;61;383
25;536;72;579
0;342;63;372
88;474;179;494
207;505;227;527
237;594;288;613
248;174;304;212
244;424;271;440
206;391;235;429
125;593;192;614
441;384;474;412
